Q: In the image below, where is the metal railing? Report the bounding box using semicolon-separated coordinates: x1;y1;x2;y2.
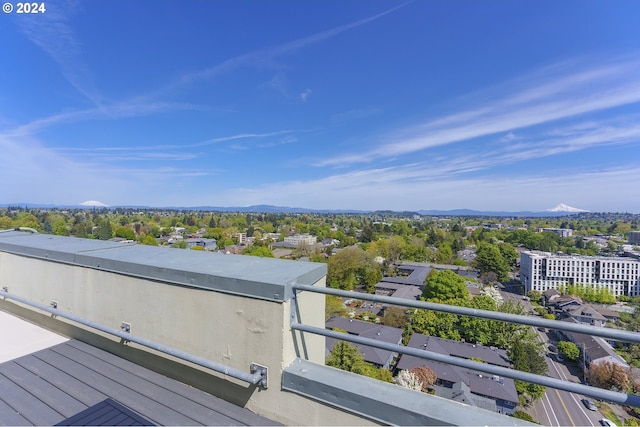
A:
291;284;640;408
0;287;268;388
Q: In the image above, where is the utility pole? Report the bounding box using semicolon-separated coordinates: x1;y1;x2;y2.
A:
582;342;587;383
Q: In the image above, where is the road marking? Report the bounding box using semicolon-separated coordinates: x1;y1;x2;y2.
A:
544;332;596;426
542;391;561;426
555;389;577;426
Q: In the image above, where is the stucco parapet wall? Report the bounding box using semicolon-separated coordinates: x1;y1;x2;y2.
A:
0;232;326;302
283;358;535;426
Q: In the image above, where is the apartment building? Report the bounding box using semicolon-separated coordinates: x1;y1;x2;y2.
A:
284;233;317;246
520;251;640;297
540;228;573;238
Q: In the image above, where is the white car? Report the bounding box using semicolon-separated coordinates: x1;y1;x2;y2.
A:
599;419;617;427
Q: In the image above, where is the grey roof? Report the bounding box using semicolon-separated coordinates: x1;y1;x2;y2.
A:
0;232;325;302
397;358;518;404
589;305;621;319
325;317;403;366
375;282;405;292
555;296;582;308
559;318;629;367
0;339;279;426
394;334;518;404
544;289;561;298
568;305;607;322
390;286;422;300
397;334;511;369
380;264;430;287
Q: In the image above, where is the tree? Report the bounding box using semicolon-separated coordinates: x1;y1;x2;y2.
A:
326;341;366;373
115;226;136;240
395;370;423;391
325;296;347;320
242;246;275;258
52;219;70;236
474;242;510;282
381;306;409;328
510;340;547;403
327;246;381;291
557;341;580;361
410;308;461;341
94;219;113;240
326;341;392;383
588;361;630;392
409;366;437;391
141;235;158;246
423;270;469;301
511;411;537;423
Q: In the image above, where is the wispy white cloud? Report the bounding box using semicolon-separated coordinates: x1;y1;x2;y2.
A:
299;89;312;103
6;101;203;138
17;1;104;108
155;3;409;95
318;55;640;167
211;162;640;212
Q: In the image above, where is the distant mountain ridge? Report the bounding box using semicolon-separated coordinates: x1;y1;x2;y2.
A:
1;203;594;217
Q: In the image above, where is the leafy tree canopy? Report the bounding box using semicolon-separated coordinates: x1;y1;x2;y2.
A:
241;245;275;257
557;341;580;361
474;242;510;282
327;246;382;291
423;270;469;301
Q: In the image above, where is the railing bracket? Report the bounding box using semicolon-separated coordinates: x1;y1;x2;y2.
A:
121;322;131;333
251;363;268;389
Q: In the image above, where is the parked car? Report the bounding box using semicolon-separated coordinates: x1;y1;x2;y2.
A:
556;354;564;362
582;398;597;411
599;419;616;426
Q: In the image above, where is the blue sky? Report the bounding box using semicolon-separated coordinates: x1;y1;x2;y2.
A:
2;1;640;212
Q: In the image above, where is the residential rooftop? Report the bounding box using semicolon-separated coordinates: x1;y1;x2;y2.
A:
5;230;623;425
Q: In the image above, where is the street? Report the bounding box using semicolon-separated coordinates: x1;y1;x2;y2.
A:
498;284;605;426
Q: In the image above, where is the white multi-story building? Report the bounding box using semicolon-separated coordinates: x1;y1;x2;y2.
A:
284;234;317;247
540;228;573;238
520;251;640;297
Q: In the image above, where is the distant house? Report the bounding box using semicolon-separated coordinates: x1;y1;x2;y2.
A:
396;334;517;414
554;296;583;312
590;305;621;323
559;318;629;369
543;289;562;305
186;238;217;250
321;238;340;247
325;317;403;369
566;305;607;327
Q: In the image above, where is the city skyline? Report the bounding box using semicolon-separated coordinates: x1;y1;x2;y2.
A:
2;1;640;213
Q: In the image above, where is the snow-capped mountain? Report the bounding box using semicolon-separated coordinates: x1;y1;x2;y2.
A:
80;200;109;207
545;203;589;213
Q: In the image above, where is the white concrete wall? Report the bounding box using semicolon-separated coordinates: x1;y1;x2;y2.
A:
0;251;374;426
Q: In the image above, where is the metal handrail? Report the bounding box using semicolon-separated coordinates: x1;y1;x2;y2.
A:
0;288;268;388
291;284;640;408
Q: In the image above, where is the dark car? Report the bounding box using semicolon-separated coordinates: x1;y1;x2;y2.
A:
582;398;597;411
